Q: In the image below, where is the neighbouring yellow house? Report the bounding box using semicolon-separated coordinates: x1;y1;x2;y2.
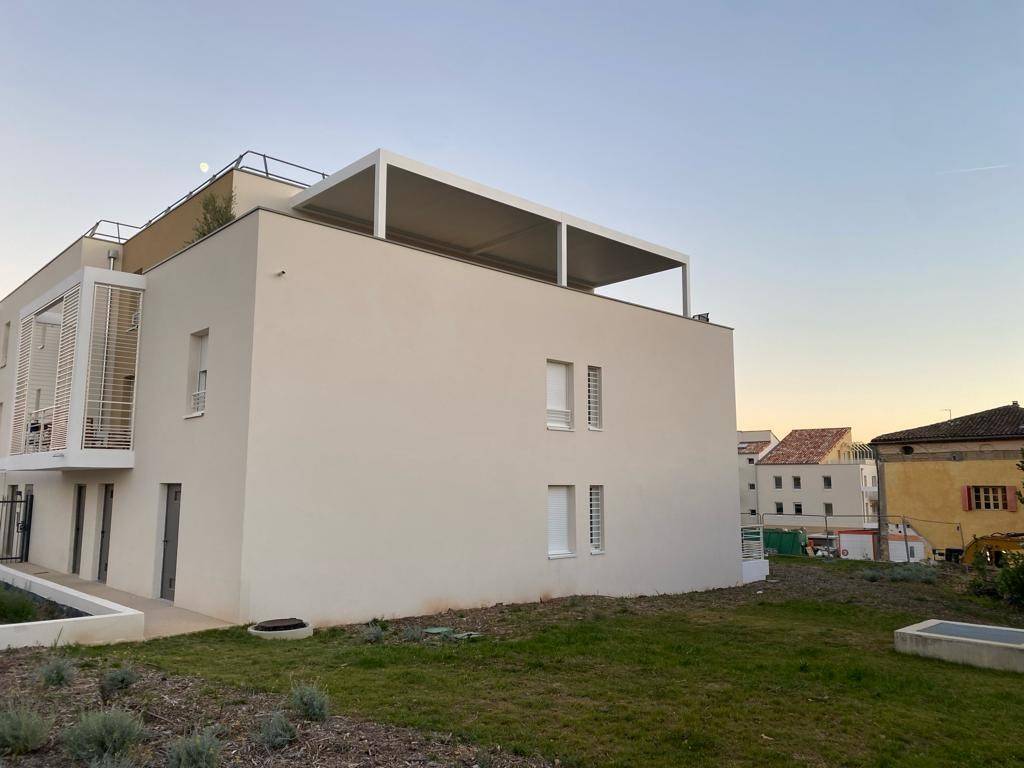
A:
872;402;1024;561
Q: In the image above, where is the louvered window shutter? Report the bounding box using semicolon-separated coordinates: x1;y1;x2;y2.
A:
961;485;972;511
547;485;571;555
587;366;602;429
1008;487;1019;512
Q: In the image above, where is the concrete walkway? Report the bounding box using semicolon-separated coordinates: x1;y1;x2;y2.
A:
11;563;231;640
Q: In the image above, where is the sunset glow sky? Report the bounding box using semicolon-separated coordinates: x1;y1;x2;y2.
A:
1;1;1020;441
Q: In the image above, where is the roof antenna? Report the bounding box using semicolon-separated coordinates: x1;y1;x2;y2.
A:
941;408;952;421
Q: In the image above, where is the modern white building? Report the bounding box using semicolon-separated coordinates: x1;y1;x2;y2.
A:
756;428;878;535
0;150;745;626
737;430;778;521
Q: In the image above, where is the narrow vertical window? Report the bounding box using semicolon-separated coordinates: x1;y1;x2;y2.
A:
0;321;9;368
589;485;604;553
824;502;834;516
794;502;803;515
547;485;574;556
188;330;209;414
773;475;782;489
793;476;802;490
545;360;572;429
587;366;602;429
823;475;832;490
775;502;783;515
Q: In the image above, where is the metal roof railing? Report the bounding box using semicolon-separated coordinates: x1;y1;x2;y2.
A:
83;220;143;244
81;152;328;246
138;151;328;231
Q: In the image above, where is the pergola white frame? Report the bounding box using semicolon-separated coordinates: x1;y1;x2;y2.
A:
291;149;691;317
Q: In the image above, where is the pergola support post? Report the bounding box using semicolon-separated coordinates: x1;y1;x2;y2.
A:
556;222;568;287
373;160;387;239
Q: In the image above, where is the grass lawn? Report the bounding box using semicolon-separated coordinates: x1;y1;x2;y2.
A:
80;560;1024;768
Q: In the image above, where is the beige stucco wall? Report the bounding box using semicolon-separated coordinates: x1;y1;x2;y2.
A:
238;211;741;626
0;237;113;460
4;208;740;628
6;218;259;622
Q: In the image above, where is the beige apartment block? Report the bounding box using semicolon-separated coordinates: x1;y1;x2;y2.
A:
737;429;778;521
756;427;878;536
0;150;742;626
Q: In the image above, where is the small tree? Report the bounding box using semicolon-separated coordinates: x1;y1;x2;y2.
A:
190;191;235;243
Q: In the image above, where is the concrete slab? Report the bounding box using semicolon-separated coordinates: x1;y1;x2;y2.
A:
895;618;1024;673
10;564;231;640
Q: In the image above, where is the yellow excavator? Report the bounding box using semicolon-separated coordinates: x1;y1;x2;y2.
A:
962;532;1024;567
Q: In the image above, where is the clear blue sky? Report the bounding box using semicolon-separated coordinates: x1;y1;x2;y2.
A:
1;1;1020;439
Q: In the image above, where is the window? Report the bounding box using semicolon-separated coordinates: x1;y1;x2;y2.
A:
871;475;878;487
823;475;832;490
188;330;209;414
587;366;602;429
773;475;782;489
824;502;834;516
749;509;757;516
970;486;1010;511
747;458;755;465
794;502;803;515
792;476;802;490
589;485;604;553
748;483;756;490
547;485;574;556
775;502;783;515
546;360;572;430
0;320;9;368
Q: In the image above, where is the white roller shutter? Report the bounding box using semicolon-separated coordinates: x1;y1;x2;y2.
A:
547;485;572;555
546;361;572;429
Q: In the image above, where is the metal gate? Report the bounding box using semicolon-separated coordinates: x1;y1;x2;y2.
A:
0;496;33;563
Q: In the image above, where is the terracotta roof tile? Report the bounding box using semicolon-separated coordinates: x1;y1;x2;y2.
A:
759;428;850;465
872;402;1024;444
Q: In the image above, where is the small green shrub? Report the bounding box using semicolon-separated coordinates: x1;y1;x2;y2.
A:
997;552;1024;606
289;683;329;722
257;711;296;750
63;709;144;762
401;626;425;642
0;589;36;624
888;565;936;584
190;192;236;243
100;666;139;702
861;569;883;583
166;726;222;768
39;657;76;687
0;705;51;755
362;624;384;644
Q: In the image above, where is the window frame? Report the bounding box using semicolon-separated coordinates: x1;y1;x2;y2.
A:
823;475;832;490
792;476;802;490
545;360;573;431
773;475;782;489
586;365;603;431
774;501;784;515
589;485;605;554
793;502;803;516
547;484;575;558
971;485;1008;511
186;329;209;417
824;502;834;517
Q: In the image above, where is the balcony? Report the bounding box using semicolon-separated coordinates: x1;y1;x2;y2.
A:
2;267;145;471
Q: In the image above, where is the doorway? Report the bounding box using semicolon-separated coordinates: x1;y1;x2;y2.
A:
97;484;113;583
160;484;181;601
71;485;86;574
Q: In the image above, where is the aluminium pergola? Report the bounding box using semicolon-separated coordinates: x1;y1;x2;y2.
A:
289;150;690;316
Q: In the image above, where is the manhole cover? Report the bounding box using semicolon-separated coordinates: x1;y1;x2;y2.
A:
253;618;307;632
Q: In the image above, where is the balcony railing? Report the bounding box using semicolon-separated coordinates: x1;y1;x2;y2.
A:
22;407;53;453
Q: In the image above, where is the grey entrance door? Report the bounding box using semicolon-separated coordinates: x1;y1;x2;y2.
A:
71;485;85;574
97;484;113;583
160;484;181;601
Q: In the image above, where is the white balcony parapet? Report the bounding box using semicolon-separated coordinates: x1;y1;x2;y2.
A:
2;267;145;471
